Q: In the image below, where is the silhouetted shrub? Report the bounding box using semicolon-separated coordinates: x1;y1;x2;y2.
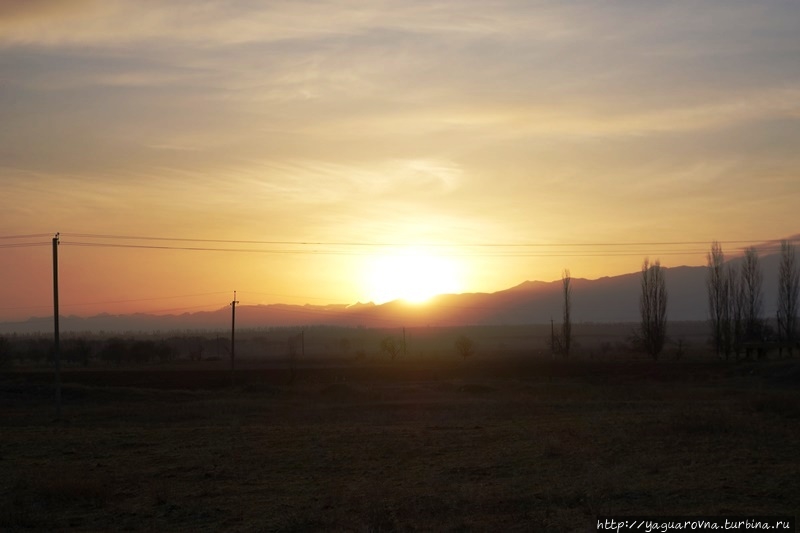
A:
154;340;176;363
100;337;127;366
64;337;92;366
380;337;403;360
454;335;475;359
20;337;50;364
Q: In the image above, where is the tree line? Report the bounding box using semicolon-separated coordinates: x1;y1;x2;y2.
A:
550;240;797;361
0;335;197;367
551;260;669;360
707;240;799;360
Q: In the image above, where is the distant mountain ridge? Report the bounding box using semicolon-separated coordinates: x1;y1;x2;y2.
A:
1;254;783;334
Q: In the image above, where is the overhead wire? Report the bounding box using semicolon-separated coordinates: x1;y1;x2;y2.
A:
0;291;233;314
54;232;789;258
0;242;49;249
1;230;794;324
1;230;766;306
62;241;375;255
58;240;779;258
0;233;52;240
51;291;234;309
59;232;782;249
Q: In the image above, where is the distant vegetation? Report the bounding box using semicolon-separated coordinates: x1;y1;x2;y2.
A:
1;242;797;369
0;322;708;369
454;334;475;359
638;258;668;360
705;240;799;360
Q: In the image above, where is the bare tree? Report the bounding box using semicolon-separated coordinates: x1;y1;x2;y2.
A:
742;247;763;355
562;269;572;358
777;240;799;358
639;258;668;359
706;241;728;358
454;335;475;360
728;263;746;360
380;337;403;360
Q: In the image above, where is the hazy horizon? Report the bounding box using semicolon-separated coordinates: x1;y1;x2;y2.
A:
0;231;796;324
2;2;799;322
0;249;789;332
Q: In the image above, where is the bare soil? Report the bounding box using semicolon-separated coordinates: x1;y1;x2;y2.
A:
2;357;799;532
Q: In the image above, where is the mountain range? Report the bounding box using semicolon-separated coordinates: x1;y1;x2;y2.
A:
1;254;784;334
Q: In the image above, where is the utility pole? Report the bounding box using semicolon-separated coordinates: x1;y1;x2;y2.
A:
52;233;61;420
403;327;407;358
230;291;238;386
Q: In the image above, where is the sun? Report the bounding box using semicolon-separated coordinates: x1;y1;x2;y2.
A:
365;249;462;304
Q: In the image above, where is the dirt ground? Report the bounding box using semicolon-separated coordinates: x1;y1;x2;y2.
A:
2;357;799;532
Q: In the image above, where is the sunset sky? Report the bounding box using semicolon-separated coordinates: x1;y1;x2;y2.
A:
1;1;799;321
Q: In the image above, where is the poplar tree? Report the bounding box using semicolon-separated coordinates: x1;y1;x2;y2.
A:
639;258;668;359
562;269;572;358
777;241;799;357
706;241;728;358
742;247;763;353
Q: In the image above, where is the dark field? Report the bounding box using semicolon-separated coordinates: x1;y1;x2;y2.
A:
2;357;799;532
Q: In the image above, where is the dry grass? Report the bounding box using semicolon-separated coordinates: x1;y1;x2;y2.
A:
1;358;799;531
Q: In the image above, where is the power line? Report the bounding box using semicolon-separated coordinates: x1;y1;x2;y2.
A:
52;291;233;309
53;232;793;259
144;302;231;314
59;231;785;248
0;233;52;240
0;242;49;249
0;291;232;313
61;241;377;255
59;240;785;258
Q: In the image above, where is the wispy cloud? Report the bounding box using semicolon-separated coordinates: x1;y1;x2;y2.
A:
1;0;798;280
0;1;574;47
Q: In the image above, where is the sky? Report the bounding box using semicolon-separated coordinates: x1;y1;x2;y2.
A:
1;1;799;321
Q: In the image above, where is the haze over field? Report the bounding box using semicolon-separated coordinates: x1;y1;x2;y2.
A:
1;1;799;321
0;254;788;334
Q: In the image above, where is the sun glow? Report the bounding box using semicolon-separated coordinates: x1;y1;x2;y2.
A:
365;249;463;304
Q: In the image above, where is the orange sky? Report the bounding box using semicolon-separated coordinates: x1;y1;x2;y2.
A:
1;1;799;321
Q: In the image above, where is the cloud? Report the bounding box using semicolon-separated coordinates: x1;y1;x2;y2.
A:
0;0;97;21
1;1;798;248
219;157;463;206
0;1;572;47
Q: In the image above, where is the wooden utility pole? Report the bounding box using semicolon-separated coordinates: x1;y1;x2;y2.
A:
230;291;238;386
403;327;407;358
52;233;61;419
